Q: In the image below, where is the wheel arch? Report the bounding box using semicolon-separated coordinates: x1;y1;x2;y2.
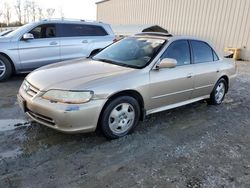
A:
218;75;229;92
97;90;145;130
0;52;16;73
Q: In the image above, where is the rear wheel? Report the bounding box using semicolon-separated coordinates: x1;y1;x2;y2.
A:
208;78;227;105
0;55;12;82
100;96;140;139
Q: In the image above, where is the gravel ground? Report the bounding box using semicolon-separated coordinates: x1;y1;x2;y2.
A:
0;61;250;188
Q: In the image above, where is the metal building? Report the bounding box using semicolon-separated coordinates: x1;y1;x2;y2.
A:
96;0;250;60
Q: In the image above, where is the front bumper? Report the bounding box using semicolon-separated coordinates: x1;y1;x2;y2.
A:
18;87;107;133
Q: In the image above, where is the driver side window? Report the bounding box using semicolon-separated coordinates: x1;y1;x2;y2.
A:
29;24;56;39
161;40;191;66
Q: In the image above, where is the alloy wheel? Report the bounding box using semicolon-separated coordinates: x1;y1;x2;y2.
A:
108;103;135;134
0;60;6;78
215;82;225;103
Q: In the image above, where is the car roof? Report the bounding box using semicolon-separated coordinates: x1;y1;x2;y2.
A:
135;32;172;37
36;18;109;26
133;32;172;40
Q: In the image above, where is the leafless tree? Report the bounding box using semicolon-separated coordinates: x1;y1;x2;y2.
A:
0;11;3;29
46;8;55;19
3;2;11;26
59;7;64;19
30;1;36;22
15;0;22;24
37;7;43;21
23;0;33;23
0;4;5;28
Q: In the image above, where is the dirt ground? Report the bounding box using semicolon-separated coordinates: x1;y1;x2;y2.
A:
0;61;250;188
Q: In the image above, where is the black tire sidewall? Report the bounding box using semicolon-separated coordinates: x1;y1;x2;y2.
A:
0;55;12;81
210;78;227;105
101;96;140;139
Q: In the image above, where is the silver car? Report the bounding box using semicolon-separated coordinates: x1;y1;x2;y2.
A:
18;33;237;139
0;19;115;81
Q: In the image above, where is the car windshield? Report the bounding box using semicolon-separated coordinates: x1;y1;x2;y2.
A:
92;37;166;69
5;23;33;37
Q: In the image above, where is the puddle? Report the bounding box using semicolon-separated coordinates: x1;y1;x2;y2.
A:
0;148;22;159
0;119;30;132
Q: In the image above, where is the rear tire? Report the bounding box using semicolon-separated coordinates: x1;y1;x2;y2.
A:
100;96;140;139
207;78;227;105
0;55;12;82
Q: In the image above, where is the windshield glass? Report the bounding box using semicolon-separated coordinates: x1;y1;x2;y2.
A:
93;37;166;69
5;23;33;37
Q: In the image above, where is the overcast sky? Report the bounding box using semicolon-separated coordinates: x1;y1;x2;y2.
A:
1;0;99;22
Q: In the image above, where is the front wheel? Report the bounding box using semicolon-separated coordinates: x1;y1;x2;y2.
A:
100;96;140;139
0;55;12;82
208;78;227;105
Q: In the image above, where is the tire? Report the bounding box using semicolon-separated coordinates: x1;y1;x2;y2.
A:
207;78;227;105
0;55;12;82
100;96;140;139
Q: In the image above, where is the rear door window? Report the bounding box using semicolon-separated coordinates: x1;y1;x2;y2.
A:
58;24;108;37
190;40;214;63
161;40;191;66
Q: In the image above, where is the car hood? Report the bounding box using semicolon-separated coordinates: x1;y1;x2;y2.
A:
0;36;12;42
26;58;135;91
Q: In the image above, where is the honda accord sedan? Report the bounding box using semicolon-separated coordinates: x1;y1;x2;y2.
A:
17;32;237;139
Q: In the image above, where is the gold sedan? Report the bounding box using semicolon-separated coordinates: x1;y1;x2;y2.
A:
17;33;236;139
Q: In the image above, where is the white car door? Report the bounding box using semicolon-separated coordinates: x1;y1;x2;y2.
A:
58;23;109;61
18;24;60;70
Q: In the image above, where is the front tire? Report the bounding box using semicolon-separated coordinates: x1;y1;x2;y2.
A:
100;96;140;139
208;78;227;105
0;55;12;82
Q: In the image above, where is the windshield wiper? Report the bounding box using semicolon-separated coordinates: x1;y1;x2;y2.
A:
93;58;138;69
95;58;117;64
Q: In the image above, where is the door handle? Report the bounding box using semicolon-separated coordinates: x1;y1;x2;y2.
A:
216;69;220;73
49;41;58;45
187;73;192;78
82;40;88;43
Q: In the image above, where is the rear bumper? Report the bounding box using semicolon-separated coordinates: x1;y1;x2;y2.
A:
18;88;107;133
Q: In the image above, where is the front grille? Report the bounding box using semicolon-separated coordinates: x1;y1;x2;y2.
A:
22;80;40;97
27;110;55;126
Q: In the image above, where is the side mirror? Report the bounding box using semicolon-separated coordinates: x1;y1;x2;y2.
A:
23;33;34;40
157;58;177;69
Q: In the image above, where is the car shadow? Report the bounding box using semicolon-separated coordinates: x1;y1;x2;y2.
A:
0;74;27;86
9;74;27;81
17;100;210;154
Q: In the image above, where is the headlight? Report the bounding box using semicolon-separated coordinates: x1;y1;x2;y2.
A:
42;90;93;104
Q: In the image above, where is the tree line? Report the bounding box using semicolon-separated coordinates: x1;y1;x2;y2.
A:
0;0;60;27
